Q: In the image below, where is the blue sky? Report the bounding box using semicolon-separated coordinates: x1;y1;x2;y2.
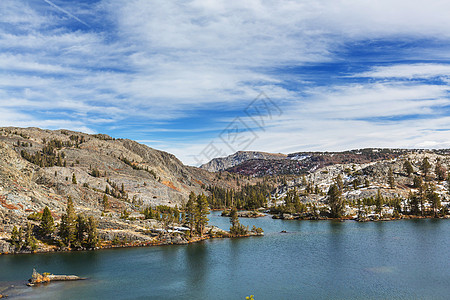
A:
1;0;450;165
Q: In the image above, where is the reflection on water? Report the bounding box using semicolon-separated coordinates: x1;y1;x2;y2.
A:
186;242;208;290
0;213;449;299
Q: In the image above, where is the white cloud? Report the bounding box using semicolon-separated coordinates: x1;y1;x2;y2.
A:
169;79;450;165
2;0;450;165
355;64;450;79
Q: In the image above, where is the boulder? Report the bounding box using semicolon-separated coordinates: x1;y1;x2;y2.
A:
0;240;14;254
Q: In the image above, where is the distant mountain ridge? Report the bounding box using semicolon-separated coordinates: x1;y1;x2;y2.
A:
200;151;286;172
201;148;447;176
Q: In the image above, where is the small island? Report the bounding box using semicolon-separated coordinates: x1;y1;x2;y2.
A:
28;269;85;286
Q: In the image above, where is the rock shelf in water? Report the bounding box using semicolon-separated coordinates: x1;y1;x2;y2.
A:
28;269;86;286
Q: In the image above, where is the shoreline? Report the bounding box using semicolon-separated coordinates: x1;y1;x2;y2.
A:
2;214;448;256
270;213;450;222
0;231;264;256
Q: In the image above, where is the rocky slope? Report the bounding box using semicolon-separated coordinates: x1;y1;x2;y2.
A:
0;127;254;253
270;151;450;219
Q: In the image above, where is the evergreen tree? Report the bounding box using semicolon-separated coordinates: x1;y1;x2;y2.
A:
413;176;423;189
195;194;210;236
447;174;450;194
185;192;197;237
435;162;447;181
418;181;426;216
40;206;54;237
375;190;383;215
102;194;109;211
229;206;239;229
388;167;395;188
403;160;414;177
427;185;441;217
59;196;76;247
86;216;98;248
173;205;180;223
72;173;77;184
76;214;87;245
357;199;365;220
407;191;419;215
229;206;247;236
24;222;37;251
327;184;344;218
421;157;431;179
143;206;154;219
311;203;320;219
10;225;21;248
335;175;344;191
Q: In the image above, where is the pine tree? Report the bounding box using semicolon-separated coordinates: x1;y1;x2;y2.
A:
413;176;423;189
10;225;21;248
421;157;431;179
447;174;450;194
76;214;87;245
72;173;77;184
86;216;98;248
25;222;37;250
427;185;441;217
59;196;76;247
403;160;414;177
388;167;395;189
408;191;420;215
102;194;109;211
357;199;364;220
375;190;383;215
195;194;209;236
417;181;426;216
335;175;344;191
435;162;447;181
327;184;343;218
40;206;54;237
229;206;239;230
185;192;197;237
229;206;247;235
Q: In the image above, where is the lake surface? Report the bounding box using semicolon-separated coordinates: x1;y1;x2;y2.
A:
1;213;449;299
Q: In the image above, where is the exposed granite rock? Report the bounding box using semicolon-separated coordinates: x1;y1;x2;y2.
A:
0;240;14;254
0;127;260;253
28;269;85;286
221;210;265;218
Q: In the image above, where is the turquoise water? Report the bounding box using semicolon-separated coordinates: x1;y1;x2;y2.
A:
1;213;449;299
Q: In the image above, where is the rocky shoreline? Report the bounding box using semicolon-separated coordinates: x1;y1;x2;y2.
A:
0;226;264;256
271;212;450;222
220;210;266;218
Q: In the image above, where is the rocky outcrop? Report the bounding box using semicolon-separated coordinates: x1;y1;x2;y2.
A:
0;240;14;254
28;269;85;286
221;210;265;218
